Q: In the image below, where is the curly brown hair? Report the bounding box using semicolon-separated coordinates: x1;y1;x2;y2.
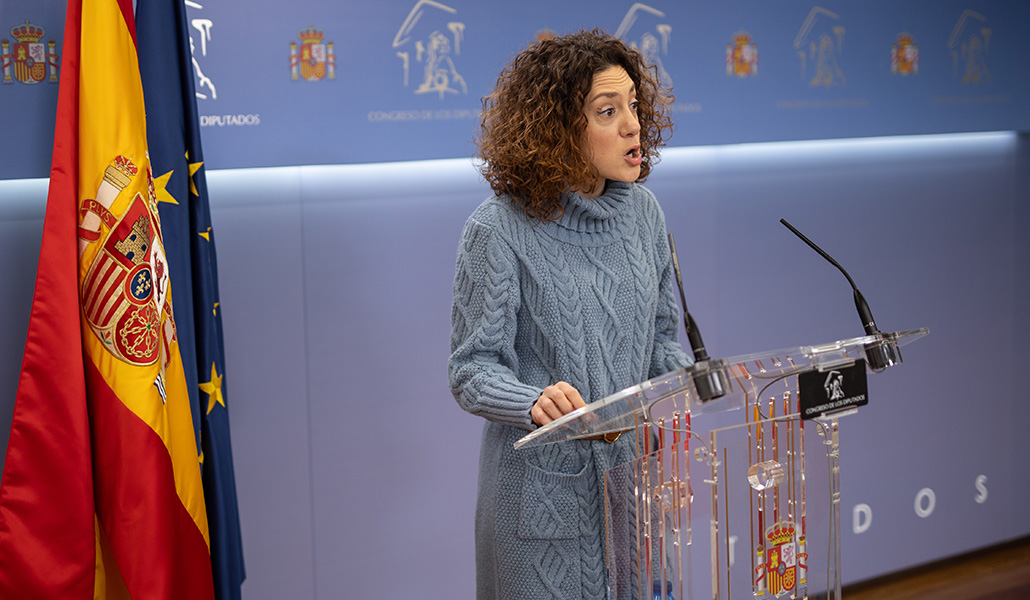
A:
476;28;674;221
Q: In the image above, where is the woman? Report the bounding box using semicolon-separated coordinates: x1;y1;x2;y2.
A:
449;29;690;600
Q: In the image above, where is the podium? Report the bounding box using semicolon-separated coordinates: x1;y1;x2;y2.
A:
515;329;928;600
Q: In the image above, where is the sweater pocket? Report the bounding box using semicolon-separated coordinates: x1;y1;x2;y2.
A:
517;458;591;540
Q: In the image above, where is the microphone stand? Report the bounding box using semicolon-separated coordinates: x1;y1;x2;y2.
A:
779;219;900;371
668;234;727;401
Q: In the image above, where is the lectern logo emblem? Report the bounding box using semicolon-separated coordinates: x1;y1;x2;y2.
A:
765;521;800;595
799;359;868;419
824;370;845;401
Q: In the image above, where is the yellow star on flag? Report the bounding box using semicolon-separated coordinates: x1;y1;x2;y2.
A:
186;150;204;197
153;169;180;204
199;225;212;241
200;362;225;415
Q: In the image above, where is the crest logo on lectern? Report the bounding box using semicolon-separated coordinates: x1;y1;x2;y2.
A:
756;521;805;596
824;370;845;401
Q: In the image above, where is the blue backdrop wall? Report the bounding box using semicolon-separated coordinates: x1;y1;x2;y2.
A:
2;0;1028;176
0;0;1028;598
1;133;1027;598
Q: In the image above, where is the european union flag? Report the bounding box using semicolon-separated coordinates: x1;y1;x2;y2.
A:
137;1;245;598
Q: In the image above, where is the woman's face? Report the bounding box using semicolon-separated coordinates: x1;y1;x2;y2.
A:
578;65;641;198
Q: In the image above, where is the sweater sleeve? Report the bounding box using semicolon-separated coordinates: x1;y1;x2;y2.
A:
449;214;542;430
645;190;693;378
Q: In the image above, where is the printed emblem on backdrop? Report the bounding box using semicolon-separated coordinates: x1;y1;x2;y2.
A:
891;33;918;76
948;10;991;84
290;25;335;82
726;31;758;77
793;7;846;87
79;155;176;371
615;3;673;87
754;521;807;597
533;28;557;46
187;2;217;99
392;0;467;98
1;21;59;85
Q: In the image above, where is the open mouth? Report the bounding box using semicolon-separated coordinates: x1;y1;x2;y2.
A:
625;146;643;166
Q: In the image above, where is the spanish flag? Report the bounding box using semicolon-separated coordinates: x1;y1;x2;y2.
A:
0;0;215;597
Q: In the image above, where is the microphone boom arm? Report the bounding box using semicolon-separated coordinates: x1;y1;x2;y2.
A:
779;218;900;371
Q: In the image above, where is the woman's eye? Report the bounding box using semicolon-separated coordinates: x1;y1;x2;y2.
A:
598;107;615;117
630;101;640;112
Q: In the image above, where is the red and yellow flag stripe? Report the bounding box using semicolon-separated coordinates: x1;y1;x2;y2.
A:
0;1;216;597
66;0;214;596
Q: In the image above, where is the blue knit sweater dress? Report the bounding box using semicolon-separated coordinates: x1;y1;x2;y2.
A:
449;181;690;600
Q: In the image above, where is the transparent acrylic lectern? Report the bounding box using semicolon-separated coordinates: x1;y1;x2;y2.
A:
515;329;928;600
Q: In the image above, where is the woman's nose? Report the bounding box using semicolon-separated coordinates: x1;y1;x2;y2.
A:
621;108;640;137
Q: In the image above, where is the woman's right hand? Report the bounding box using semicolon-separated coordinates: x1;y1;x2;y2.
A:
531;381;587;426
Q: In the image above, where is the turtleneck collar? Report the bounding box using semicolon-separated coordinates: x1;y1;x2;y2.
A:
543;181;634;245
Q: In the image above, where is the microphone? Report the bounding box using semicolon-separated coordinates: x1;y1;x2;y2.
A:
779;218;900;371
668;234;727;401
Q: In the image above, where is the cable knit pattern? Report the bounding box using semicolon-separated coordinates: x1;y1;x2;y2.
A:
449;182;690;600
